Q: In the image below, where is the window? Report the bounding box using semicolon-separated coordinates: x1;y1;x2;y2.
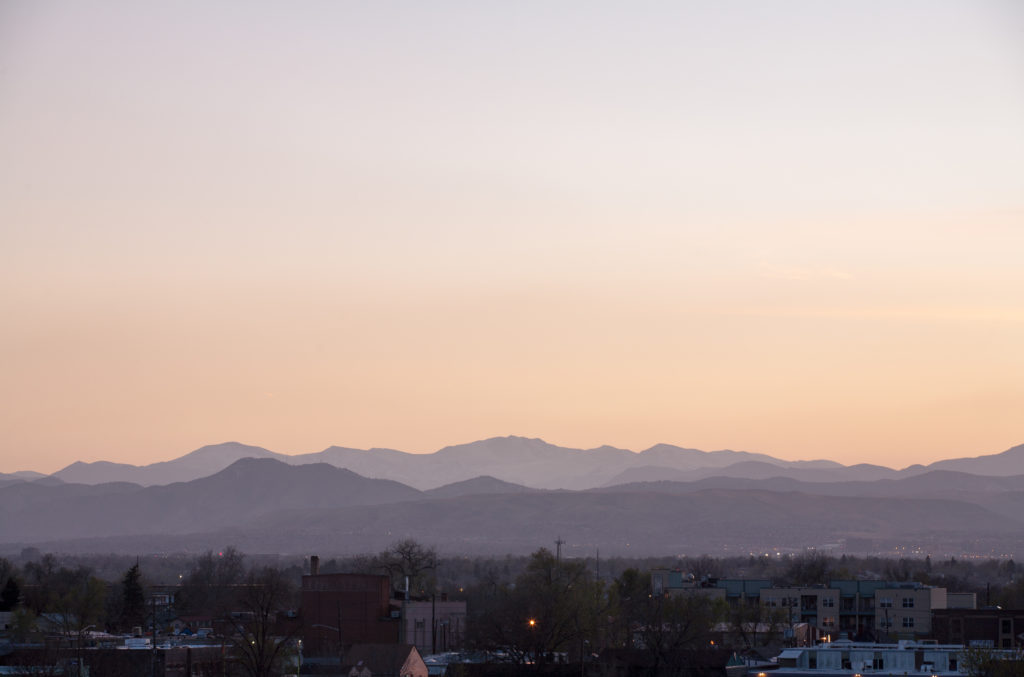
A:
902;617;915;628
879;597;893;608
1001;619;1012;634
902;598;915;608
822;598;835;608
879;618;892;629
823;617;836;628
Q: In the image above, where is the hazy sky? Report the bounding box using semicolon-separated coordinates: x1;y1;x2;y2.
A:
2;1;1023;474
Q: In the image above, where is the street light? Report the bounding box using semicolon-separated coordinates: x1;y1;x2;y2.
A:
527;620;537;666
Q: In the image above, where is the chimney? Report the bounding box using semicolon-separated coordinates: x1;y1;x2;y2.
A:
310;555;320;576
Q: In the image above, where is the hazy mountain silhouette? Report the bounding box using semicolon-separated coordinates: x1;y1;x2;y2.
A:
925;443;1024;475
30;437;1024;493
52;442;283;485
5;456;1024;556
12;484;1021;557
0;471;48;488
600;470;1024;499
635;443;841;470
604;460;900;485
0;458;421;543
425;475;536;499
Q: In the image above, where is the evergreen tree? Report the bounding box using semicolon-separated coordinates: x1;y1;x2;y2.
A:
0;577;20;611
120;563;145;631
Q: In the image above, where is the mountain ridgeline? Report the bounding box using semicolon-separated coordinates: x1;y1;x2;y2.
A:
45;437;1024;490
3;437;1023;557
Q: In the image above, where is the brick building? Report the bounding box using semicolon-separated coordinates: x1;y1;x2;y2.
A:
301;561;400;657
932;608;1024;649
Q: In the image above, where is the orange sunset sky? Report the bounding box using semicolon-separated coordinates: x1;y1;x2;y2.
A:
1;1;1022;474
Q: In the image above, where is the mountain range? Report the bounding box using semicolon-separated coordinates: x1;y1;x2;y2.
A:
39;437;1024;491
2;438;1023;557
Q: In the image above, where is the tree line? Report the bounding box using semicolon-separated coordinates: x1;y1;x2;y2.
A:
2;545;1023;676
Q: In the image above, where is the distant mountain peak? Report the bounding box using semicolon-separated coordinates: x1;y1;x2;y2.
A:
434;435;556;456
921;442;1024;476
180;441;277;458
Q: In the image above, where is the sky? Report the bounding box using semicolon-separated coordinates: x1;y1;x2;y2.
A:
1;1;1023;474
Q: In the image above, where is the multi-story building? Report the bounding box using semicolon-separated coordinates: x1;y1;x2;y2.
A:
763;581;947;640
828;580;887;639
931;608;1024;649
717;579;775;605
762;586;841;635
651;573;951;640
301;556;467;659
876;583;946;638
301;563;400;656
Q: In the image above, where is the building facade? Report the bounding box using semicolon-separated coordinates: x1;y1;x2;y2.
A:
651;573;953;640
932;608;1024;649
301;572;400;656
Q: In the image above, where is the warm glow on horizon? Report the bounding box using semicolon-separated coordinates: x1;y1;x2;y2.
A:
1;1;1022;474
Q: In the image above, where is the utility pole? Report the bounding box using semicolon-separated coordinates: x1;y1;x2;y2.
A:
151;596;157;677
342;598;350;663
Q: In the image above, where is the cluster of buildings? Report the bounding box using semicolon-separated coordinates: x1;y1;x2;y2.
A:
652;571;1022;649
0;556;467;677
3;561;1022;677
299;555;467;673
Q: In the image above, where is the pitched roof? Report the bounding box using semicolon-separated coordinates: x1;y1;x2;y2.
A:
344;644;421;677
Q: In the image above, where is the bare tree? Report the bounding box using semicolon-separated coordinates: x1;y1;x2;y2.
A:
377;539;437;598
469;548;607;666
177;547;246;616
227;566;299;677
961;646;1024;677
635;593;723;676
